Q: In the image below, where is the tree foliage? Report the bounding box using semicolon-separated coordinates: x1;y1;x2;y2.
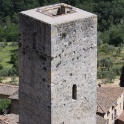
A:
120;65;124;87
0;0;124;77
0;0;124;45
0;99;11;114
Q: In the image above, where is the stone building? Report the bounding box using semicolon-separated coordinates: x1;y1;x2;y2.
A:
19;3;97;124
97;87;124;124
9;90;19;115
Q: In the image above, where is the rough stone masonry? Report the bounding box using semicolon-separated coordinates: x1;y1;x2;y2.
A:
19;3;97;124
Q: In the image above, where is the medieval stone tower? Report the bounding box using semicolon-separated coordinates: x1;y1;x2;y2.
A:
19;3;97;124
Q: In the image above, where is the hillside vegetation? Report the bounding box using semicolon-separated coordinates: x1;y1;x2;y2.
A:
0;0;124;84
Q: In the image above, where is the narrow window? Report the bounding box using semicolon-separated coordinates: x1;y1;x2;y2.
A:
112;113;113;120
120;103;121;109
72;84;77;100
112;106;114;110
107;111;110;116
114;109;117;116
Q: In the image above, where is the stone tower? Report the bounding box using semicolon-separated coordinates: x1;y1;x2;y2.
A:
19;3;97;124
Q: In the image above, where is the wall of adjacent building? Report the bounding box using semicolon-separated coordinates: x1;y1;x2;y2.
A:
116;93;124;118
11;100;19;114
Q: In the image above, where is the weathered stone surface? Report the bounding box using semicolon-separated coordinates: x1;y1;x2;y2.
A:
19;3;97;124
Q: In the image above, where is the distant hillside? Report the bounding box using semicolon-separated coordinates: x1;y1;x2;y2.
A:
0;0;124;84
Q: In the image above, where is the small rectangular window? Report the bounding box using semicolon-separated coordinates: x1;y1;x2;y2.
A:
107;111;110;116
72;84;77;100
112;113;113;120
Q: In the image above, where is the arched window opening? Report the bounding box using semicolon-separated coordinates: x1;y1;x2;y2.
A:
72;84;77;100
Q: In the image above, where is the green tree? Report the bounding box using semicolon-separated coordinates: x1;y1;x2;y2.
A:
120;65;124;87
10;49;18;75
99;58;113;70
0;64;3;70
0;99;11;114
106;69;115;83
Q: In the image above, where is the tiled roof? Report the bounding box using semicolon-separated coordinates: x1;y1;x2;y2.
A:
96;115;108;124
9;90;18;100
0;84;18;96
97;87;124;113
0;114;19;124
0;120;6;124
118;110;124;122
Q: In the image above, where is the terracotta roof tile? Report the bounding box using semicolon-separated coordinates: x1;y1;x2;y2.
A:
118;110;124;122
0;84;18;96
96;115;108;124
0;114;19;124
0;120;6;124
9;90;18;100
